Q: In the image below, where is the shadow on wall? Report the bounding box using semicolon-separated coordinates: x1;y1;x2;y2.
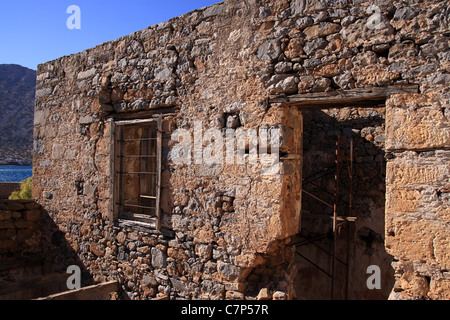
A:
0;200;94;300
0;183;21;200
294;107;395;300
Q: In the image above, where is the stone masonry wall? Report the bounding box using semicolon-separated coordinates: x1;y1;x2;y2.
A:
0;183;20;200
0;200;86;299
0;200;43;261
34;0;302;300
33;0;449;299
385;94;450;299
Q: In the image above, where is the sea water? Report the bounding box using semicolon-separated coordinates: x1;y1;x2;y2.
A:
0;165;33;182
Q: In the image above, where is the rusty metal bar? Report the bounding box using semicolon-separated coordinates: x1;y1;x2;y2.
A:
345;136;354;300
302;189;334;208
290;234;329;247
293;235;349;267
331;136;341;300
295;250;332;278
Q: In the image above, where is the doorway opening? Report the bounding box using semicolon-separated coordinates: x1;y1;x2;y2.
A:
292;106;394;300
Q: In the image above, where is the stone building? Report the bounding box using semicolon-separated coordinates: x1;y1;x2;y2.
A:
30;0;449;300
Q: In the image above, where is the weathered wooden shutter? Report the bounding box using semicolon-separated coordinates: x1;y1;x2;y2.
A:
155;114;162;231
110;116;163;231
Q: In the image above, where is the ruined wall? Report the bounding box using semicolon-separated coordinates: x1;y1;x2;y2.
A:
385;94;450;299
0;200;43;262
33;0;449;300
33;0;302;300
0;183;20;200
0;200;87;299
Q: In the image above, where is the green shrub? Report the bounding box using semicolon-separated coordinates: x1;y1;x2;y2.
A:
9;177;32;200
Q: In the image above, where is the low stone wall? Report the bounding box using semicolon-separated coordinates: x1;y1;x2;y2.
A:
0;200;95;300
0;200;43;257
0;183;20;200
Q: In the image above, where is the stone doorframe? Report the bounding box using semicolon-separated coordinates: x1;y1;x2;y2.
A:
270;84;419;299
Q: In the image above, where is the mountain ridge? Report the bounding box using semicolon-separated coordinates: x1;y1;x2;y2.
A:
0;64;36;165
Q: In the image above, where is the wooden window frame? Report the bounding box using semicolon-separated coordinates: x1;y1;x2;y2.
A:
109;115;162;232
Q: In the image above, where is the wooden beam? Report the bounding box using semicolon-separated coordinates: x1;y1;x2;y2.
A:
36;280;119;300
108;106;178;121
109;119;116;224
115;118;158;126
269;84;419;109
156;114;162;231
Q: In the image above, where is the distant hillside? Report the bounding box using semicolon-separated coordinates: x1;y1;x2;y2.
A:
0;64;36;165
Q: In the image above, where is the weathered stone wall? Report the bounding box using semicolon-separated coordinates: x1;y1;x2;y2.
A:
385;95;450;299
0;183;20;200
0;200;43;260
0;200;88;299
33;0;302;300
33;0;449;299
381;1;450;299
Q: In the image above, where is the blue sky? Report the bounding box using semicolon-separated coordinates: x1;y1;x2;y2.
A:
0;0;219;70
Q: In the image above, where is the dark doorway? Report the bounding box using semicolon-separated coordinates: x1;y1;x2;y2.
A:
293;106;394;300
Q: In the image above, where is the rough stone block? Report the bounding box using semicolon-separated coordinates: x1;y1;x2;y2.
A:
429;278;450;300
224;281;247;292
0;229;16;240
77;68;96;80
90;243;105;257
386;216;450;265
35;88;52;99
79;115;94;125
257;39;281;61
386;160;448;187
24;210;43;222
12;211;22;219
386;93;450;151
16;228;34;241
24;202;41;210
0;239;16;250
0;211;11;221
6;202;25;211
256;287;271;300
14;220;33;229
217;261;242;282
195;244;212;260
386;188;422;213
303;22;341;40
0;221;15;230
170;278;188;292
52;144;65;160
151;248;167;269
203;4;227;18
226;290;245;300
